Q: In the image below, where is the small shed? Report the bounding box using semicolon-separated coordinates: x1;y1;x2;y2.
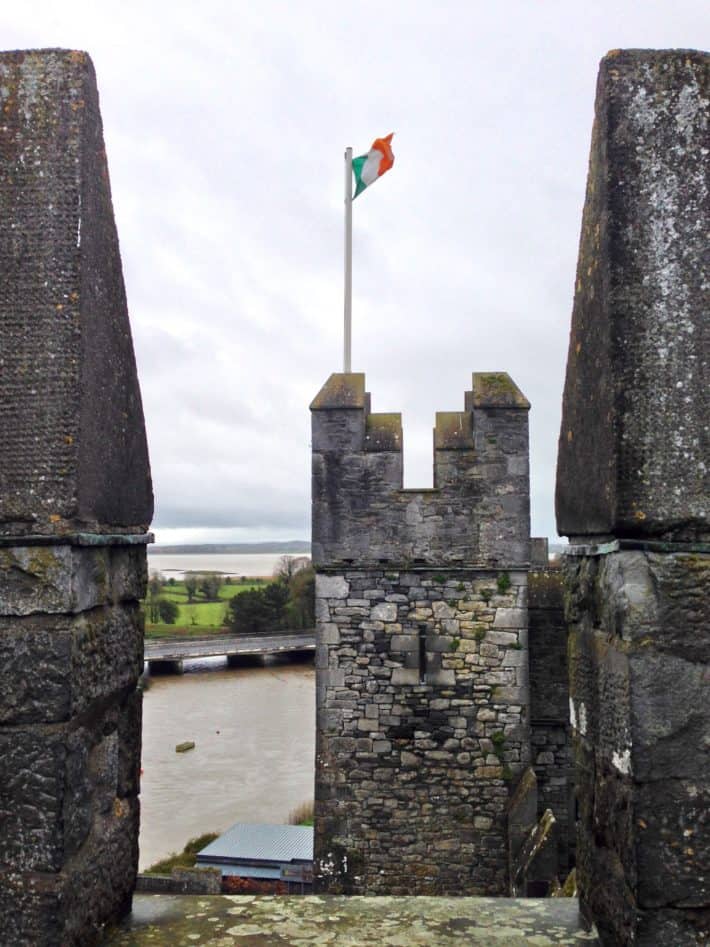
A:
196;823;313;893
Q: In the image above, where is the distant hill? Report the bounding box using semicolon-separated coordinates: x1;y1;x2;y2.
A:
148;541;311;555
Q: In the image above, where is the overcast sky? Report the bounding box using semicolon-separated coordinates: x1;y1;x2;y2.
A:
3;2;707;545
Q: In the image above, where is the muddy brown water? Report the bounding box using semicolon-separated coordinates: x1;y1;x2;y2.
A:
138;656;315;870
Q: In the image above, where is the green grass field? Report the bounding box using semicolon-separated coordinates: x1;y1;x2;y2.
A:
143;577;265;638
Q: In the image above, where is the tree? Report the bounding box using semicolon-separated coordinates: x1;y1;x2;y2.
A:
227;581;289;635
198;573;221;601
148;595;161;623
273;555;310;584
286;565;315;629
184;575;198;603
148;571;163;598
158;599;179;624
147;571;163;622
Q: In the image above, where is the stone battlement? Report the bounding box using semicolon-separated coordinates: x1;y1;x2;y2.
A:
311;372;530;569
312;372;533;897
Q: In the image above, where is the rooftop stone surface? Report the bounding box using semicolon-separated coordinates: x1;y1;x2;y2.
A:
104;894;599;945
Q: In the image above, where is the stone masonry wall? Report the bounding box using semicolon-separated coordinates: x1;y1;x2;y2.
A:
312;372;531;895
528;567;574;873
564;549;709;946
557;50;709;947
315;568;528;895
0;50;152;946
0;543;147;946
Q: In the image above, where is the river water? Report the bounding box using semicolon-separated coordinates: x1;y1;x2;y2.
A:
138;656;315;871
146;552;309;580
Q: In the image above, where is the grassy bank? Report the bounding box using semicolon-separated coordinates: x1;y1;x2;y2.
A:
145;832;220;874
144;577;265;638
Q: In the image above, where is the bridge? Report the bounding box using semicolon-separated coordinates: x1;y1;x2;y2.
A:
144;631;315;674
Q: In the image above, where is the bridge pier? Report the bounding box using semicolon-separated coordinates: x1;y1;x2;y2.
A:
148;659;184;675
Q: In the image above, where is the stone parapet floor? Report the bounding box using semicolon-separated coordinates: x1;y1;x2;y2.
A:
104;894;599;945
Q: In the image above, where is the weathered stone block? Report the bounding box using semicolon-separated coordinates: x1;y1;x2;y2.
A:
0;730;67;871
57;794;139;944
0;543;147;616
0;604;143;724
600;550;710;664
0;868;62;947
427;668;456;686
0;701;135;875
635;906;710;947
568;626;631;768
530;538;549;568
317;574;349;600
556;49;709;540
391;667;419;685
630;651;709;782
117;689;143;798
0;49;152;536
372;602;397;621
494;608;527;628
389;634;417;652
321;624;341;647
635;779;709;909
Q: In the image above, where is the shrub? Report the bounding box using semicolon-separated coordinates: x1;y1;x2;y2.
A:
288;800;314;826
497;572;511;594
157;599;179;624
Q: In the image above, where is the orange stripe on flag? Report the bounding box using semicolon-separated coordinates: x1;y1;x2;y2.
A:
373;133;394;176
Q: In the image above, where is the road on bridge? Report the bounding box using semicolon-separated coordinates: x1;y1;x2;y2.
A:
144;631;315;663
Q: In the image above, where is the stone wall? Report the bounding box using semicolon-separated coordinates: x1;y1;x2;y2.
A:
312;373;531;895
564;548;709;945
528;567;573;873
556;49;709;946
312;372;530;569
0;50;152;945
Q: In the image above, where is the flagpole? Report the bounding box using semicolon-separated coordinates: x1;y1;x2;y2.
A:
344;146;353;373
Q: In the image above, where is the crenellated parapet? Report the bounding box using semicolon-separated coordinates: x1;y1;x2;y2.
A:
311;372;530;569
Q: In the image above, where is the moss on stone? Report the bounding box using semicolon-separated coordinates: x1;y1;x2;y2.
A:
310;372;366;410
472;373;530;409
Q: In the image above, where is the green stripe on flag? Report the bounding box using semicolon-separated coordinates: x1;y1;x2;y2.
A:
352;155;368;197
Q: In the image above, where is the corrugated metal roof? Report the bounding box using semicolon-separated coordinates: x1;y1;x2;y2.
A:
196;823;313;865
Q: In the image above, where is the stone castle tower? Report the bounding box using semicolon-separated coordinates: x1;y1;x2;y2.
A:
311;371;531;895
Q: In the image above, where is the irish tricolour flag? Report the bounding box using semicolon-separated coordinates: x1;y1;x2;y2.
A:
352;133;395;198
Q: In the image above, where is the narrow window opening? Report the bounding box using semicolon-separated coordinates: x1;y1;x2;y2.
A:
418;623;427;683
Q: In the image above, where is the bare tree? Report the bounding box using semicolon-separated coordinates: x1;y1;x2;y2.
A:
273;555;310;583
